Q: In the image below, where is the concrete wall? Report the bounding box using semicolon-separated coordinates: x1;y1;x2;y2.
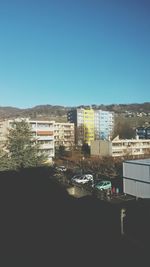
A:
90;140;112;156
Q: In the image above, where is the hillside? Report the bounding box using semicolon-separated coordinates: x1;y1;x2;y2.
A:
0;102;150;122
0;105;69;122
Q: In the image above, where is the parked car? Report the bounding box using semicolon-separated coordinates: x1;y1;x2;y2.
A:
55;166;67;172
71;174;93;184
93;180;112;191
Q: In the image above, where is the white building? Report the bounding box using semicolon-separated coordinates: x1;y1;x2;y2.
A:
123;159;150;199
91;136;150;158
29;120;55;161
54;122;74;150
0;118;55;162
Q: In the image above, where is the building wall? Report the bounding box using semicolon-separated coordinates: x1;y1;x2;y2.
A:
54;122;74;150
67;108;114;145
90;137;150;158
123;178;150;198
67;109;77;123
0;119;55;162
95;110;114;140
0;119;76;160
90;140;112;156
67;109;84;145
112;138;150;157
146;127;150;139
76;109;84;145
83;109;94;145
29;120;55;161
123;159;150;198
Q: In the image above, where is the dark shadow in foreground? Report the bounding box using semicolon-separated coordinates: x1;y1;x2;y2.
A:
0;167;149;266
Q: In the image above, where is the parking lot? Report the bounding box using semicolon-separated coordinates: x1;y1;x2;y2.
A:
52;165;135;204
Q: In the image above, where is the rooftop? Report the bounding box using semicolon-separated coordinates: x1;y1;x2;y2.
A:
124;158;150;166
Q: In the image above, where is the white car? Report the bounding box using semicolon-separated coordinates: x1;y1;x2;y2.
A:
55;166;67;172
71;174;93;184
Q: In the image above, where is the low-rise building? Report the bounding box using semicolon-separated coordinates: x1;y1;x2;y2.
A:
90;139;112;157
91;136;150;158
123;158;150;198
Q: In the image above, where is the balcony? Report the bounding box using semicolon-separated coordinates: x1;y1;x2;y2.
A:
39;144;54;150
37;136;54;141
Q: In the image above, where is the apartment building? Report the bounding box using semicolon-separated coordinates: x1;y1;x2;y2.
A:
29;120;55;161
69;108;84;145
0;118;55;162
83;109;95;145
112;137;150;157
67;108;114;145
91;136;150;158
94;110;114;140
54;122;74;150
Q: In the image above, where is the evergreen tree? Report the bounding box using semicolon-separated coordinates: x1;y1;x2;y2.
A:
6;120;47;169
0;149;10;171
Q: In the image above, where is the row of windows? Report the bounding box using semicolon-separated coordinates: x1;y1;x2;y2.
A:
38;140;54;144
30;123;53;128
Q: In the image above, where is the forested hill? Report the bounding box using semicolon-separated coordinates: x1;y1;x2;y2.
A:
0;105;69;121
0;102;150;121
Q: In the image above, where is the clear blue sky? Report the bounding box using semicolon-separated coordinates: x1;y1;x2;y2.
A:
0;0;150;108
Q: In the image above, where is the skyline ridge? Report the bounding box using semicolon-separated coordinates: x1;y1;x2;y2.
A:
0;102;150;111
0;101;150;110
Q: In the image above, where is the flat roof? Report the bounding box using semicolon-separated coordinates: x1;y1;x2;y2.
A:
124;158;150;166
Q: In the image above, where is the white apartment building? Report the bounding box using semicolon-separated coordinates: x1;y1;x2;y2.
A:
91;136;150;158
54;122;74;150
112;136;150;157
0;118;55;162
29;120;55;161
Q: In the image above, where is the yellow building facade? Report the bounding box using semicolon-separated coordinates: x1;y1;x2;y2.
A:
83;109;95;145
